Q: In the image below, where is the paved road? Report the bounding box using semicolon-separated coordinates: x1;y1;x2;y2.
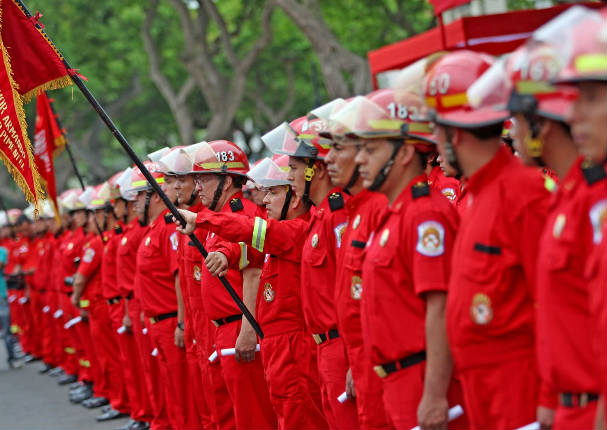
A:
0;345;130;430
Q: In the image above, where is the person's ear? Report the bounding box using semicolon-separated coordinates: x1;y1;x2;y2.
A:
290;192;302;210
223;175;233;192
314;161;327;179
397;143;416;167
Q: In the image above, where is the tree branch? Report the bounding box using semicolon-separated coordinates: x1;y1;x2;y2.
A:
201;0;238;66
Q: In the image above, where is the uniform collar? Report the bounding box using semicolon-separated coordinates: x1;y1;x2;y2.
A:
466;146;513;195
345;189;372;214
389;173;428;214
220;191;244;213
150;208;170;228
314;187;343;218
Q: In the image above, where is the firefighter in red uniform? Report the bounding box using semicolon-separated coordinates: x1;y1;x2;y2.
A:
312;96;391;429
177;154;328;430
342;90;466;429
133;160;189;430
426;50;551;429
182;140;277;430
263;117;359;429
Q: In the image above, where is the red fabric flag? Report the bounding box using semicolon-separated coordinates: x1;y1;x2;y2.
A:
428;0;472;15
0;28;44;208
1;0;71;102
34;92;65;216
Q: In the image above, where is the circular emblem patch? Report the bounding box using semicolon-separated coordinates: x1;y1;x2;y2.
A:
352;214;361;230
193;265;201;282
263;282;275;302
441;187;456;201
552;214;566;238
470;293;493;325
416;221;445;257
311;233;319;248
67;242;74;250
121;237;128;246
145;236;151;247
380;229;389;247
351;276;362;300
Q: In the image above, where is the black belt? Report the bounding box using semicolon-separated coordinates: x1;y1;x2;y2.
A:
559;392;599;408
107;296;121;305
212;314;242;327
124;291;134;300
312;329;339;345
149;311;178;325
373;351;426;378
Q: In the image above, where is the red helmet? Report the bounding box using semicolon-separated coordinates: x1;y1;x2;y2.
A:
129;161;165;193
188;140;249;176
79;183;111;211
423;50;508;128
262;116;331;160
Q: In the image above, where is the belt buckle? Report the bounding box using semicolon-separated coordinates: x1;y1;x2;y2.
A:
312;334;322;345
212;320;220;328
580;393;588;408
373;365;387;378
149;317;156;325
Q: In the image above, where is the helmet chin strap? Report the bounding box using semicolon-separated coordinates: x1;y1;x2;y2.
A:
209;175;227;212
187;190;197;207
302;158;316;204
343;166;360;195
523;114;545;167
279;186;293;221
444;127;463;179
142;189;153;226
368;141;402;192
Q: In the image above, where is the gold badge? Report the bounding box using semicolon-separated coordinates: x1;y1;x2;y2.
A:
351;276;362;300
67;242;74;250
121;237;128;246
193;265;201;281
263;282;275;302
311;233;319;248
552;214;566;238
470;293;493;325
145;236;151;247
380;229;389;247
352;214;361;230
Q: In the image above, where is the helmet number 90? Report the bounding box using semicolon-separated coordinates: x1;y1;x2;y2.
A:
216;151;235;162
427;73;450;96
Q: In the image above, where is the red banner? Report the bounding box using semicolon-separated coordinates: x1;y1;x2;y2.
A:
1;0;71;102
34;92;65;216
428;0;472;15
0;31;44;208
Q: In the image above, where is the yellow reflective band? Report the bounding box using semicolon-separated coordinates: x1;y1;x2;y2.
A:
79;299;90;308
516;80;556;95
407;122;433;134
91;199;106;206
238;242;249;270
251;217;267;253
575;54;607;73
64;347;75;355
9;324;19;334
425;97;437;108
368;118;403;131
199;161;245;169
79;359;91;368
132;177;165;187
544;175;557;192
440;92;468;108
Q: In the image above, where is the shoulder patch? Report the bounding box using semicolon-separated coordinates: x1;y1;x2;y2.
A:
416;220;445;257
334;221;348;248
230;198;244;213
164;213;174;224
441;187;456;201
589;199;607;244
581;162;607;185
114;225;124;235
82;247;96;264
170;232;179;251
328;192;345;212
412;182;430;199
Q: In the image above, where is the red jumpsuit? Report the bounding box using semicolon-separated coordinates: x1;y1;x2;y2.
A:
117;218;157;426
195;208;328;430
299;188;359;430
31;232;55;364
361;175;466;429
196;192;277;430
447;147;551;429
6;236;28;343
100;225;131;414
428;165;462;205
537;159;606;429
137;210;188;430
335;189;390;429
52;229;71;372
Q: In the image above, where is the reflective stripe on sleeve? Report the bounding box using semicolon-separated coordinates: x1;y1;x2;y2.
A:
251;217;267;253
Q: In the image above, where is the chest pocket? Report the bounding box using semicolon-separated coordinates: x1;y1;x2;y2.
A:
546;220;577;273
308;247;327;268
140;234;161;259
343;240;365;272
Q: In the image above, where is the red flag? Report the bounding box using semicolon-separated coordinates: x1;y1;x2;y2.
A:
428;0;472;15
1;0;71;102
34;92;65;217
0;30;45;208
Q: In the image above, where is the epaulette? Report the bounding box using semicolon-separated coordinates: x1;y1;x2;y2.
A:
114;225;123;235
412;182;430;199
164;213;174;224
581;161;606;185
230;198;244;213
328;192;344;212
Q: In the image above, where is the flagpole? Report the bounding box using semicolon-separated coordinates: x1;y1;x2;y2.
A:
16;0;264;339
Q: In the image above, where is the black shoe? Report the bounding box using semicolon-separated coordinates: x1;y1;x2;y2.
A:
100;405;112;413
128;421;150;430
69;382;84;391
114;418;136;430
57;373;77;385
38;363;53;374
96;408;127;422
24;354;40;363
82;397;109;409
69;386;93;404
48;367;64;377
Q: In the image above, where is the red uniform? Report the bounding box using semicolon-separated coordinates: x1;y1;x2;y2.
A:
428;166;462;205
116;218;156;426
362;176;465;429
537;159;606;428
299;188;359;430
447;147;551;429
195;208;328;430
32;232;55;364
196;192;277;430
136;209;188;430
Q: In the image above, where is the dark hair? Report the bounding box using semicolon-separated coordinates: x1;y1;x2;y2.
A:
16;214;31;225
466;123;504;140
231;175;245;189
